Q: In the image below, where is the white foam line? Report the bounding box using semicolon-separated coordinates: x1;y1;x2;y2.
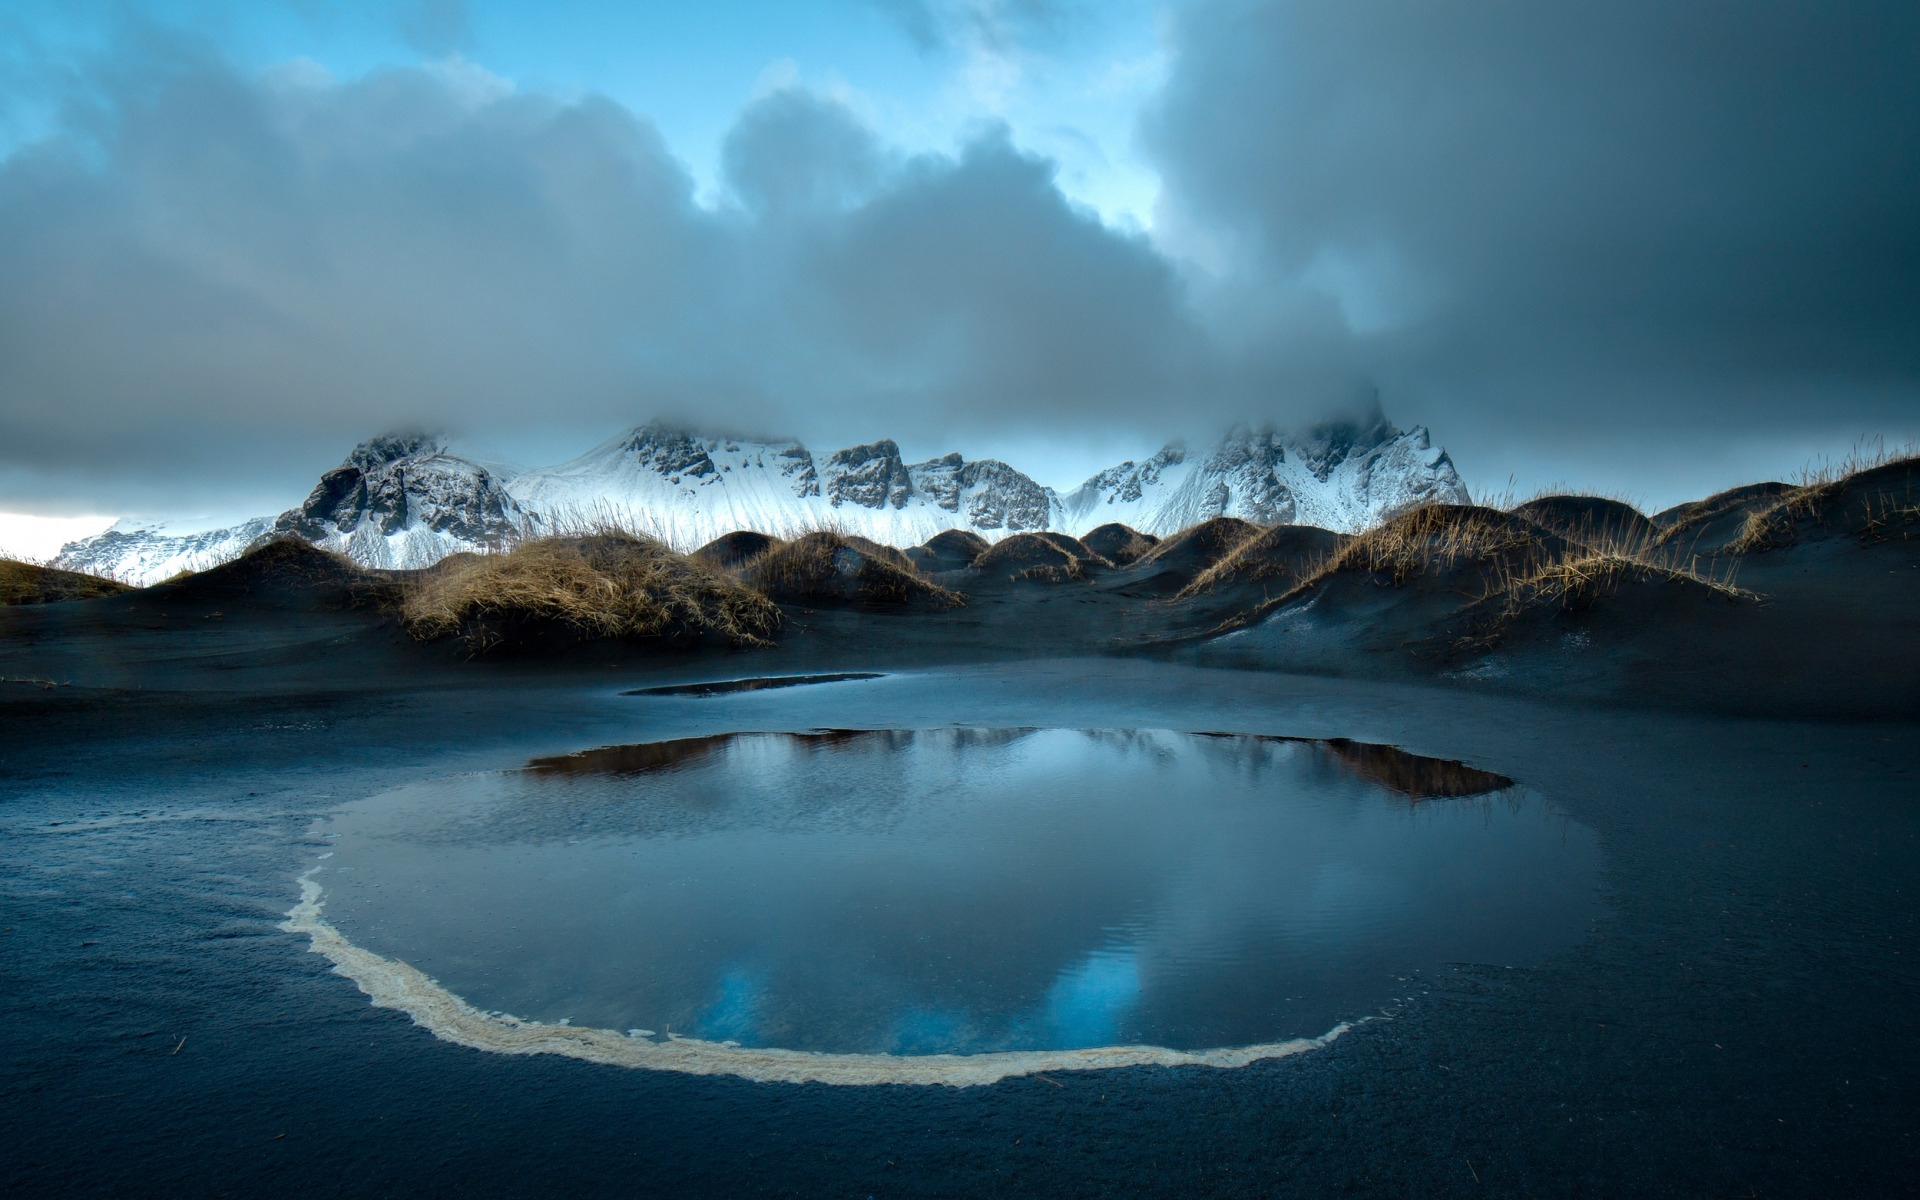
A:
282;870;1356;1087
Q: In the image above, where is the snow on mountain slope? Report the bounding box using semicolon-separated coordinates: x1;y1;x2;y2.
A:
1057;414;1467;537
53;515;277;584
55;412;1468;583
507;424;1059;549
54;433;526;584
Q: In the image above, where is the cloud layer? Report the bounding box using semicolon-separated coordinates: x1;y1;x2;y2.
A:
1146;0;1920;468
0;42;1316;509
0;4;1915;513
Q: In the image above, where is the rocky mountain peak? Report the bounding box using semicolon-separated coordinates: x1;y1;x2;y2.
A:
345;431;447;472
822;440;913;509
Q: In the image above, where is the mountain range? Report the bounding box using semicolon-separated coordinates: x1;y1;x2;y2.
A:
55;411;1468;585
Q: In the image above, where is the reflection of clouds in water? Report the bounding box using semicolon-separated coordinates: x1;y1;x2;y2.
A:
1304;860;1412;927
319;727;1596;1056
1039;948;1141;1049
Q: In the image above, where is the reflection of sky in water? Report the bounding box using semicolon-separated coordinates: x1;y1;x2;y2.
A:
694;969;762;1043
1041;949;1141;1048
319;729;1601;1054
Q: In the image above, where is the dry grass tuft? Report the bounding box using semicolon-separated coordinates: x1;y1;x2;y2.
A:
1013;561;1089;584
402;531;781;652
1860;496;1920;543
0;559;131;605
1511;494;1656;546
1134;517;1263;573
744;532;964;609
1304;504;1552;588
1490;552;1755;614
1440;551;1759;655
1175;525;1344;599
1723;441;1920;555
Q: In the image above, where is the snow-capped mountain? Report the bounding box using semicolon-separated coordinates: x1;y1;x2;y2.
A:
1057;414;1466;536
273;432;525;568
52;515;279;584
507;426;1059;548
55;413;1467;584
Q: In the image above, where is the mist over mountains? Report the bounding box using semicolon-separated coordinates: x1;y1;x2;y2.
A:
56;411;1465;585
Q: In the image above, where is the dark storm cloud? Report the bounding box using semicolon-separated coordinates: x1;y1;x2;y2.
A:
1144;0;1920;463
0;42;1309;508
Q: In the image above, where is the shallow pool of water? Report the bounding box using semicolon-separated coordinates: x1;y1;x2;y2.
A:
314;728;1600;1057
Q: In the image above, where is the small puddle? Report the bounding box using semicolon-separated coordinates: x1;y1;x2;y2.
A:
290;728;1599;1086
622;673;884;698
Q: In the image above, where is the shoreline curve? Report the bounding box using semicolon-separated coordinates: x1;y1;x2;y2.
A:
281;870;1357;1087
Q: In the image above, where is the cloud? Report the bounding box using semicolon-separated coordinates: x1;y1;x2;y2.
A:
0;40;1332;509
1143;0;1920;468
5;5;1914;514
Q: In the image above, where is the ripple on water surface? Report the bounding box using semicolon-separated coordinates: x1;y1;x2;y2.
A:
302;728;1601;1078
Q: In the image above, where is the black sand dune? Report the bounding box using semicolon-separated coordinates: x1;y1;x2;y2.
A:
971;531;1110;581
693;529;782;569
745;532;963;611
1512;495;1658;546
1080;522;1159;566
1119;516;1264;595
2;458;1914;718
1651;481;1796;552
905;528;990;572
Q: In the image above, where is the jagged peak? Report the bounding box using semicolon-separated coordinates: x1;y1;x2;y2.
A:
345;431;448;471
617;420;805;453
825;439;904;468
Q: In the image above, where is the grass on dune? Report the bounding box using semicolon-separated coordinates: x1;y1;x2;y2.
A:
1723;440;1920;554
401;530;782;652
1174;524;1343;600
1300;504;1552;588
0;559;131;605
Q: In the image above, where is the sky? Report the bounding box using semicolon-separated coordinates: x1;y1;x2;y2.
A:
0;0;1916;555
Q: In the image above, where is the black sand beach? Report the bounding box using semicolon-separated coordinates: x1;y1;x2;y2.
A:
3;490;1918;1193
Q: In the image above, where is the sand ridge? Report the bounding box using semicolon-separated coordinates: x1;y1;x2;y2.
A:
281;868;1357;1087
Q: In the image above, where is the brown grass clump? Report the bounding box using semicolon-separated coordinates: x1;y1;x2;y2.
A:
0;559;131;605
1080;523;1159;566
745;532;964;610
1304;505;1555;588
1723;446;1920;555
1491;553;1755;614
972;532;1110;582
1434;551;1760;656
403;531;781;652
1860;495;1920;543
